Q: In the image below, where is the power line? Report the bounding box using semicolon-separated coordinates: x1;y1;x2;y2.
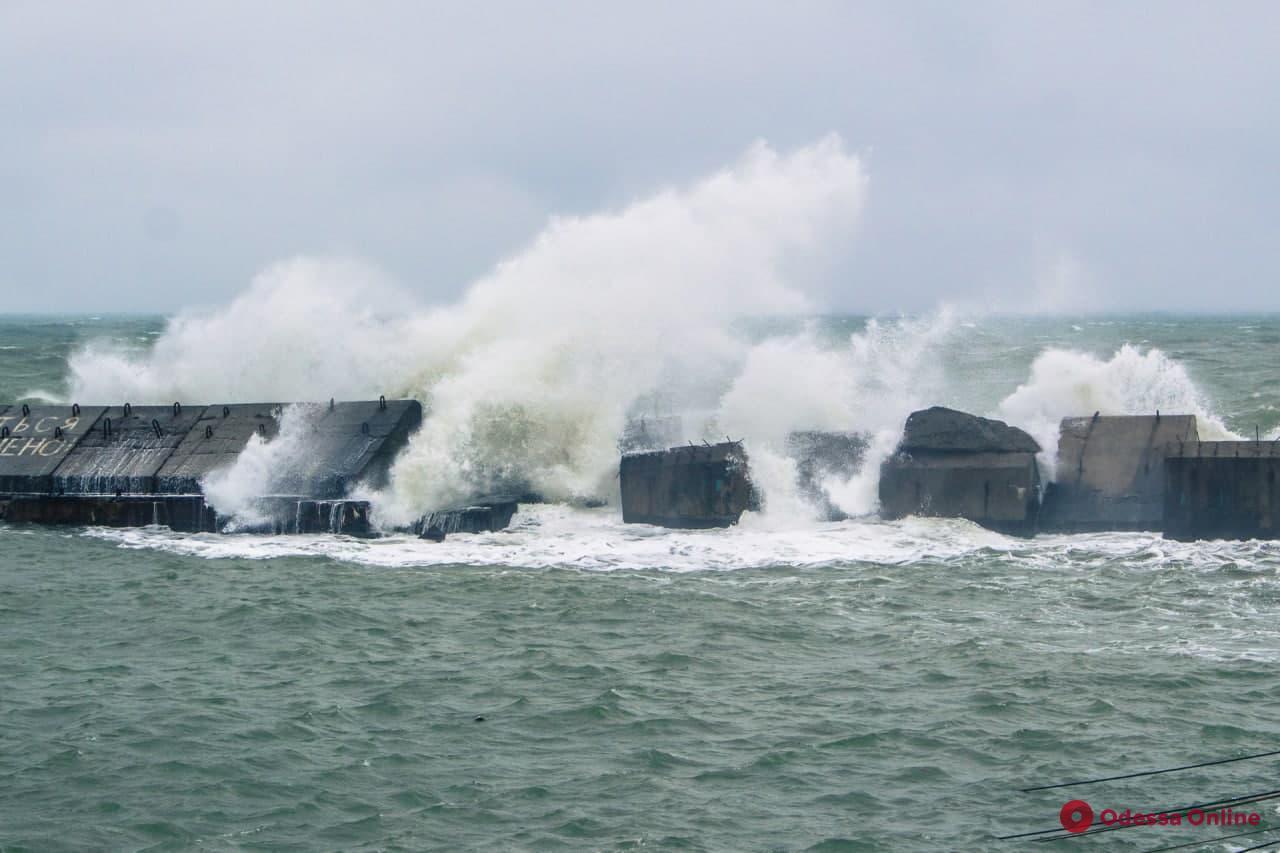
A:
1021;748;1280;793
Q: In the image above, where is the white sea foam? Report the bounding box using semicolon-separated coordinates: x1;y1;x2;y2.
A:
66;137;876;521
996;344;1237;478
57;135;1246;524
712;309;958;518
84;502;1280;580
201;404;322;525
82;503;1024;571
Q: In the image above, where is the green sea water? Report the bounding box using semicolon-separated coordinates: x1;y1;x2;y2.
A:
4;315;1280;851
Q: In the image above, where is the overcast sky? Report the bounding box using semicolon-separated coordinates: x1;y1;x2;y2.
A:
3;2;1279;314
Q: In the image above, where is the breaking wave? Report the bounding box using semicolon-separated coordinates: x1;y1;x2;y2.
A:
60;135;1242;522
996;344;1237;478
67;137;877;519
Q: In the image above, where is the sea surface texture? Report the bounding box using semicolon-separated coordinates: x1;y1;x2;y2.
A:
4;314;1280;851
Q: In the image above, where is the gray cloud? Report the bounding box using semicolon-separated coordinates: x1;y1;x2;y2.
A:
3;1;1279;313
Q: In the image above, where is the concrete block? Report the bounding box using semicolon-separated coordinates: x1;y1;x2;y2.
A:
272;399;422;498
1041;414;1198;531
413;495;519;536
1164;441;1280;540
620;441;757;528
156;403;281;494
880;450;1041;536
214;497;375;535
1;494;215;532
879;408;1041;536
0;404;106;495
52;404;206;495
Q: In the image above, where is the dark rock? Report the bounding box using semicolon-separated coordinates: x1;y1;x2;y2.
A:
898;406;1040;454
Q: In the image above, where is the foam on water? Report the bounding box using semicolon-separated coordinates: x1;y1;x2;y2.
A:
83;504;997;571
80;501;1277;580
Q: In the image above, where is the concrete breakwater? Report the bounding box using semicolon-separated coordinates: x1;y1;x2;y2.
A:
2;398;1275;541
875;408;1273;539
623;409;1275;541
0;400;505;537
1039;414;1198;532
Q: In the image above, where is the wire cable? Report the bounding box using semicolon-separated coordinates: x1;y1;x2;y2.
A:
1021;748;1280;793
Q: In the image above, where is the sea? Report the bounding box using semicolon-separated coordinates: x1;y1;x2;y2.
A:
4;313;1280;853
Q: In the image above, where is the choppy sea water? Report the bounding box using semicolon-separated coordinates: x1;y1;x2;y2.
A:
5;314;1280;851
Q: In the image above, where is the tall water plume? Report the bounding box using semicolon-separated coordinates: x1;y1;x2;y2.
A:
67;137;872;519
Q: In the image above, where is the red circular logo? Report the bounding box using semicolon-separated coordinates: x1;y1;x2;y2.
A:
1060;799;1094;833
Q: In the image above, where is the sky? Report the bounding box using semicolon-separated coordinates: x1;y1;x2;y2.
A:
3;1;1279;314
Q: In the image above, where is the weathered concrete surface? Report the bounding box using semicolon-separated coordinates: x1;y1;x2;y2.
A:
0;405;107;494
225;497;375;535
880;409;1041;536
620;442;757;528
1;494;215;532
52;404;206;495
156;403;281;494
786;430;869;521
1164;441;1280;540
1041;414;1198;532
898;406;1040;453
272;400;422;498
413;495;519;536
0;399;425;535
